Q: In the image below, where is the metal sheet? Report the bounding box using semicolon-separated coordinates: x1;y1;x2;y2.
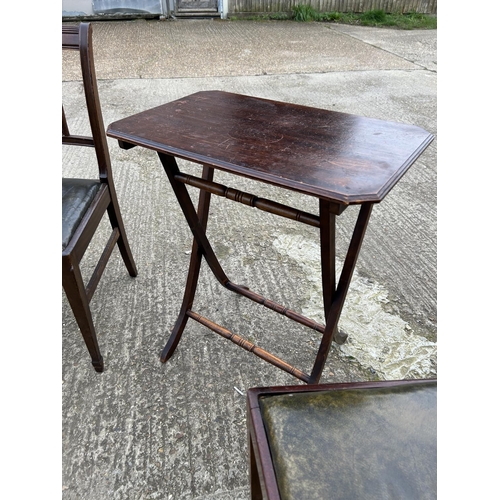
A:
93;0;162;14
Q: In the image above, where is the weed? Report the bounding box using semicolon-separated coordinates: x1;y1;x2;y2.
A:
316;11;342;22
269;12;292;21
361;9;387;23
292;4;317;22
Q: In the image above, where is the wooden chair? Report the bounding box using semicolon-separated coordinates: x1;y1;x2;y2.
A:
247;379;437;499
62;23;137;372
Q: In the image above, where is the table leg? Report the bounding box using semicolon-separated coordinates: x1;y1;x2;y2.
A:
159;157;223;362
157;154;311;381
158;152;373;384
320;199;336;318
319;200;348;346
311;203;373;383
158;154;230;285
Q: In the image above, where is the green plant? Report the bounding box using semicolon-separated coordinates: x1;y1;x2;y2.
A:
229;9;436;30
325;11;342;21
315;11;341;22
361;9;387;23
398;11;436;29
292;4;317;22
405;11;426;20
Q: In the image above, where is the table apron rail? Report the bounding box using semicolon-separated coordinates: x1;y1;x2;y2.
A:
174;172;321;228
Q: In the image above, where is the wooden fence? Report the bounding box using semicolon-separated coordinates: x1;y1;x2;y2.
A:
227;0;437;15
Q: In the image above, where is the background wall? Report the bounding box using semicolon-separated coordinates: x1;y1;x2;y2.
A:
227;0;437;16
63;0;436;18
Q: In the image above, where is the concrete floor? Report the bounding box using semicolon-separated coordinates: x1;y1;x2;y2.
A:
62;19;436;499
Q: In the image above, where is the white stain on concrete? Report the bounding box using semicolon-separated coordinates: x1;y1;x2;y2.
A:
272;234;437;380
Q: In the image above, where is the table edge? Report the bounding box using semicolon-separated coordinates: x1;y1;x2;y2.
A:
107;128;434;205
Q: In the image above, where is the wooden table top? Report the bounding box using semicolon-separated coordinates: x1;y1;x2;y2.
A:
107;91;433;205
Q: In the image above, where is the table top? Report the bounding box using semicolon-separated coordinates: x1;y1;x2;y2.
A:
107;91;433;205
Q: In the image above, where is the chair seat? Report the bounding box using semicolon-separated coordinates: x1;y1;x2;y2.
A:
259;382;436;499
62;178;101;250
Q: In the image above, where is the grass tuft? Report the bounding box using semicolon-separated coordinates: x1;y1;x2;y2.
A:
292;4;317;22
361;9;387;23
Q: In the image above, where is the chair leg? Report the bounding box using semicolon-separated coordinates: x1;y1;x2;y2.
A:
62;256;104;372
107;197;138;278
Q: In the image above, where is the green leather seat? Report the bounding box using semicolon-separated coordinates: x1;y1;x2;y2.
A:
259;381;436;499
62;178;101;250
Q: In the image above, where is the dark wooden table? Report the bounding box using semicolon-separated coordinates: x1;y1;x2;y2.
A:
107;90;433;384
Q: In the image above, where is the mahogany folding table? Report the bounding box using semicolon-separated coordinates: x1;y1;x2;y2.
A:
107;90;433;384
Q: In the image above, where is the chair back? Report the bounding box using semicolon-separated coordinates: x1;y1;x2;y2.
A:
62;23;111;182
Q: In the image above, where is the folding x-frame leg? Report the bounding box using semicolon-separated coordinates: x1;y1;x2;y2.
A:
158;153;373;384
160;164;216;362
